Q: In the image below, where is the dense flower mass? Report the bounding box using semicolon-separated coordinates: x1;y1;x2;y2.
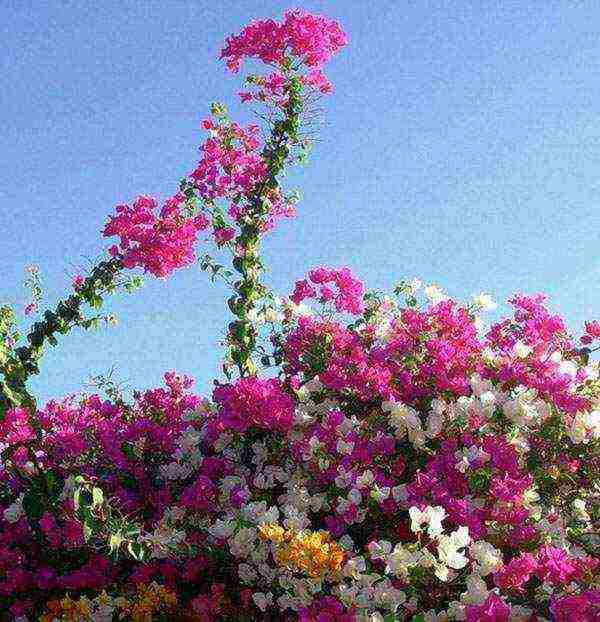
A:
220;9;348;74
0;407;35;447
191;121;266;202
2;8;599;622
291;266;366;314
212;376;295;432
103;195;209;278
2;284;599;620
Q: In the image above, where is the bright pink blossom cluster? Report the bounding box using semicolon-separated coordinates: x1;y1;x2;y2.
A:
485;293;589;413
552;590;600;621
223;9;347;106
290;266;365;314
193;121;265;201
284;297;482;404
581;319;600;345
465;594;511;622
193;118;295;236
212;376;295;432
103;194;209;277
0;407;35;447
220;9;348;74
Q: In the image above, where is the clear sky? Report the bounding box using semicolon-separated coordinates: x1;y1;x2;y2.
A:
2;1;600;404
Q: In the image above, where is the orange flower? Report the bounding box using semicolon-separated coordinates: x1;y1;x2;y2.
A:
260;523;345;578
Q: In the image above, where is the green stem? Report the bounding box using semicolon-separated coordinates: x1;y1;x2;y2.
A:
228;75;304;378
0;258;123;422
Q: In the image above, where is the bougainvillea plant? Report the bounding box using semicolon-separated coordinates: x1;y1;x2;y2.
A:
1;9;599;622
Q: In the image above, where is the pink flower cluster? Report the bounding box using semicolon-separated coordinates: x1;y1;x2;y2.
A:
581;319;600;345
221;9;348;74
290;266;365;314
485;293;589;413
192;121;266;202
0;407;35;447
212;376;295;432
466;594;511;622
284;297;481;404
552;590;600;621
192;118;295;236
494;546;598;592
103;195;209;277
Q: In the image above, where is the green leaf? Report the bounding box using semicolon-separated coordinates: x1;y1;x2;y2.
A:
92;487;104;508
22;488;44;521
109;532;123;553
127;541;147;561
73;488;81;511
83;521;93;542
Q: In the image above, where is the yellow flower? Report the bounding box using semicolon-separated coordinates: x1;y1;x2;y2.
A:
260;523;345;578
258;523;286;542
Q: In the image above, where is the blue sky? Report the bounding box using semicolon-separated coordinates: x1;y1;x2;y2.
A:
2;1;599;403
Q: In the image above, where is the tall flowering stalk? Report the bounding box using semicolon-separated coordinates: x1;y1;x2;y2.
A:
214;10;348;376
226;73;304;377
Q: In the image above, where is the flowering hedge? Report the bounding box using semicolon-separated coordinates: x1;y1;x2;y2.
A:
1;9;599;622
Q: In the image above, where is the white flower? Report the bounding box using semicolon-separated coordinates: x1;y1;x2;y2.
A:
472;292;497;312
246;307;264;325
424;284;447;304
433;562;451;582
470;540;502;575
437;527;471;570
370;485;391;503
264;306;283;323
285;300;312;318
479;391;496;409
348;488;362;505
392;485;409;502
409;506;427;534
568;409;600;444
425;506;447;538
386;543;420;577
343;555;366;578
462;574;489;604
373;579;406;612
426;410;443;438
252;592;273;612
408;505;446;538
3;494;24;523
558;360;578;378
208;518;235;539
586;410;600;438
367;540;392;561
514;341;532;359
473;316;486;334
356;470;375;487
337;439;354;455
338;534;355;551
409;277;423;293
572;498;590;522
585;362;599;381
481;347;499;365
